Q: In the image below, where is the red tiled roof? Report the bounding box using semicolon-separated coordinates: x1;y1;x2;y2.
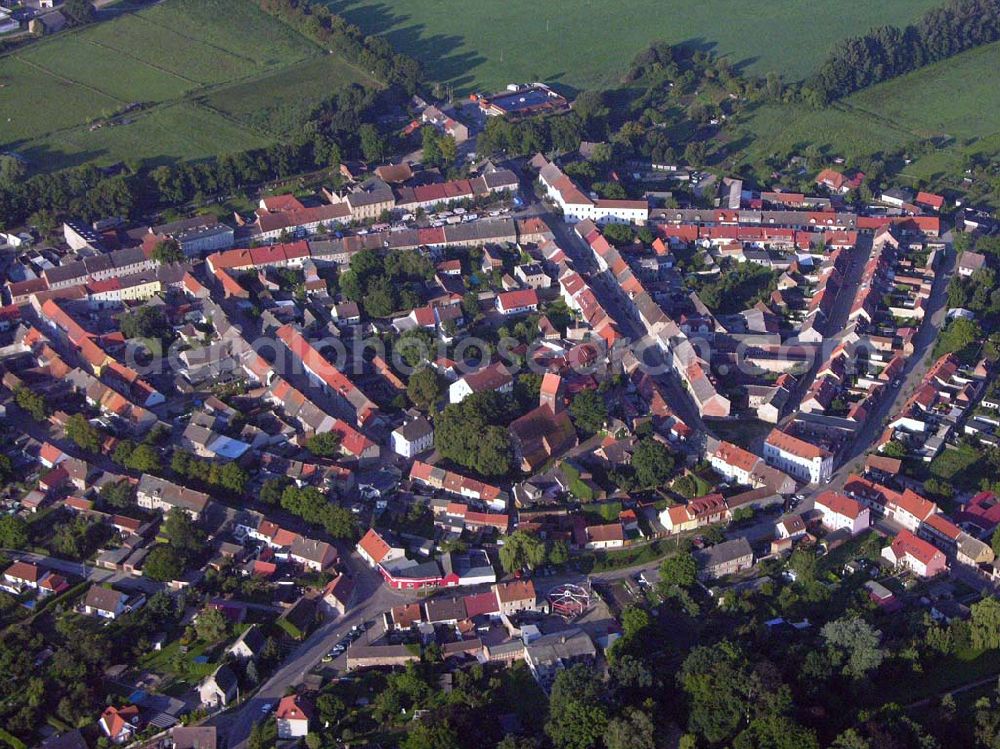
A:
915;191;944;210
890;529;944;566
3;561;39;582
357;528;392;565
586;523;624;543
464;591;500;618
494;579;535;603
923;512;961;541
101;706;139;739
766;428;830;460
892;489;936;522
714;441;760;473
496;289;539;311
815;490;865;520
275;695;312;723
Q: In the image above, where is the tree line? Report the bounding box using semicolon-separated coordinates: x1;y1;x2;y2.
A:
808;0;1000;102
254;0;421;94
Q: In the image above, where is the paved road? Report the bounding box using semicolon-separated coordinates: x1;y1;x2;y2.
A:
833;245;956;476
777;235;869;426
541;210;706;441
214;552;421;749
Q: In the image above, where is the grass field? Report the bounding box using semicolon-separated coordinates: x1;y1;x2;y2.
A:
327;0;940;93
0;0;373;171
735;41;1000;183
200;54;377;133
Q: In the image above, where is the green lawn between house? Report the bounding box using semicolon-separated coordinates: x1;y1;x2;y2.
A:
925;443;990;492
0;0;373;171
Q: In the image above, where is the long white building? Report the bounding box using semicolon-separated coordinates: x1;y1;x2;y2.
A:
537;158;648;225
763;428;833;484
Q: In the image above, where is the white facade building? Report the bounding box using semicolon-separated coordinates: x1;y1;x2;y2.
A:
763;429;833;484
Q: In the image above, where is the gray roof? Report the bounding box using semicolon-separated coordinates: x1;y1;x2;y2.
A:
113;246;148;268
83;254;115;274
694;538;753;570
524;627;595;665
84;585;126;612
423;596;467;623
394;416;433;442
137;474;211;514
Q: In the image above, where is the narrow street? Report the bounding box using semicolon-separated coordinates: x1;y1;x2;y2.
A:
212;551;422;749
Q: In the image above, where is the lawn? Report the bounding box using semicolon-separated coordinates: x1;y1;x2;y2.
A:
735;40;1000;183
17;102;271;172
200;54;378;136
0;0;369;171
926;443;989;492
327;0;940;93
882;647;1000;706
709;418;774;452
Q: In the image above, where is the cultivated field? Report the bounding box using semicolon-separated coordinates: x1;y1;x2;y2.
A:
0;0;372;172
200;55;378;134
735;41;1000;183
327;0;941;93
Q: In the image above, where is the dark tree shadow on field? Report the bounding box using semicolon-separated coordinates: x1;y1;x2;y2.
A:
384;24;485;92
541;75;580;100
11;140;108;174
676;36;718;57
325;0;409;37
321;1;488;93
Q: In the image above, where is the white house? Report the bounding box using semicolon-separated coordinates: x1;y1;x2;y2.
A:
391;415;434;458
763;429;832;484
537;159;648;225
83;586;130;620
356;528;406;569
775;515;807;540
99;706;140;745
495;289;539;316
881;530;947;578
515;263;551;289
275;695;312;739
708;441;761;486
0;561;41;594
584;523;625;550
448;362;513;404
814;491;870;535
289;537;337;571
886;490;938;532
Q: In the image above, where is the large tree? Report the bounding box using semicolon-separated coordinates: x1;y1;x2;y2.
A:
0;515;29;549
499;530;546;573
162;509;204;555
631;438;675;488
604;709;656;749
545;664;609;749
195;607;229;643
66;413;101;453
678;641;756;745
434;391;513;477
821;617;885;679
569;389;607;434
659;552;697;589
143;544;184;582
407;367;444;412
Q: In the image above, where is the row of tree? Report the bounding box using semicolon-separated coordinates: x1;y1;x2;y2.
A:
254;0;421;94
809;0;1000;102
